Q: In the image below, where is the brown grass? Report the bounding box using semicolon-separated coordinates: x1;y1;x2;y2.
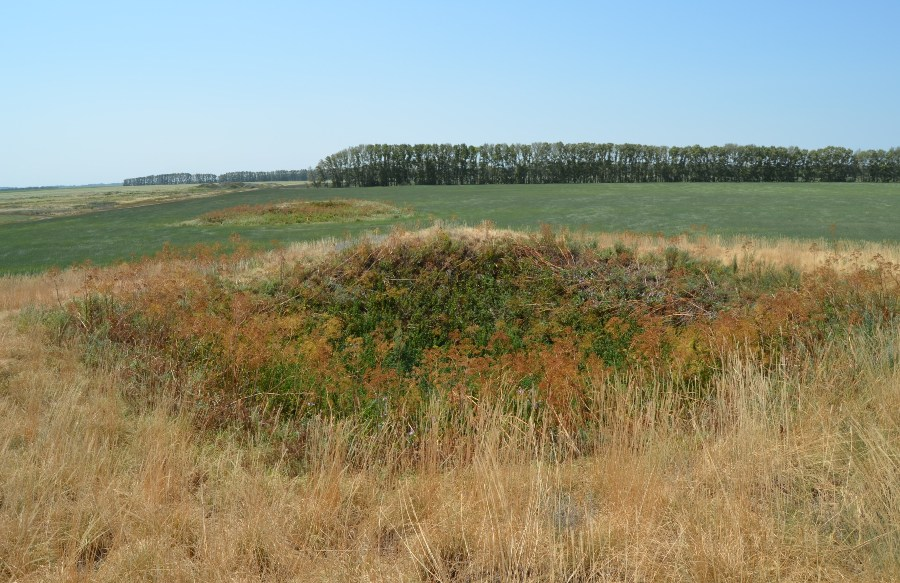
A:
572;229;900;273
1;229;899;581
0;269;85;313
268;223;900;277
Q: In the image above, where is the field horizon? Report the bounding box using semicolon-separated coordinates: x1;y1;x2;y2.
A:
1;181;899;274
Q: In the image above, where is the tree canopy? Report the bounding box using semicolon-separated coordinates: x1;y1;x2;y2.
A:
123;169;309;187
313;143;900;187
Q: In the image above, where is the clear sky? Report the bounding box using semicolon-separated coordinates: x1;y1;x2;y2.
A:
1;0;898;187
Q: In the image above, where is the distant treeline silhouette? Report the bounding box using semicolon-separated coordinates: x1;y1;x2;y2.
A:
313;143;900;187
123;169;309;187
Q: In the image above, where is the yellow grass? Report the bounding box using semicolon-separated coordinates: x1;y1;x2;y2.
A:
1;230;899;581
0;269;85;313
269;223;900;277
573;229;900;273
0;182;306;222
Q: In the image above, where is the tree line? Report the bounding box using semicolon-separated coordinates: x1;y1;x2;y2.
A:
312;143;900;187
123;169;309;187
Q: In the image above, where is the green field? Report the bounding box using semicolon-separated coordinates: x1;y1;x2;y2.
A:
1;182;898;273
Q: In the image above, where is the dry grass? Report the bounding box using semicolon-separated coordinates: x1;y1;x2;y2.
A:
1;230;899;581
0;183;279;222
271;223;900;276
574;229;900;273
0;269;85;313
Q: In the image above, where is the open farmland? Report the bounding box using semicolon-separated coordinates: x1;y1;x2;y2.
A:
0;181;899;273
0;182;290;223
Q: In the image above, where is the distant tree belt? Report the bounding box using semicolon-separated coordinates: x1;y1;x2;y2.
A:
122;170;309;186
312;143;900;187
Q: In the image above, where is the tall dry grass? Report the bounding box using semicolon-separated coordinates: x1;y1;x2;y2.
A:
0;269;85;313
169;223;900;288
1;231;899;581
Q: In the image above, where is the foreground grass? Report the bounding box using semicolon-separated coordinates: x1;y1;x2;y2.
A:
1;229;899;580
2;182;900;273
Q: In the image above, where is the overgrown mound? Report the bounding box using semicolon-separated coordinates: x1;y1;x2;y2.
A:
194;198;407;226
57;229;899;430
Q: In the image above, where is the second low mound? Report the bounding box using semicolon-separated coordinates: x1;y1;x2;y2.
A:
188;198;410;226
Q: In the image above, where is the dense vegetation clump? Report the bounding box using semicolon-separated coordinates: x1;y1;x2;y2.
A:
56;228;900;436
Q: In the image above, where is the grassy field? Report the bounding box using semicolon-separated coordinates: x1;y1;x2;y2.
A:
2;227;898;580
0;182;300;224
0;182;898;273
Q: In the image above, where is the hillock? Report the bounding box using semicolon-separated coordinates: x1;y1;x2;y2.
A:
57;227;899;435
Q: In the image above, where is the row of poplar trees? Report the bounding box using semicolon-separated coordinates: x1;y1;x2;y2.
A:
123;169;309;186
313;143;900;187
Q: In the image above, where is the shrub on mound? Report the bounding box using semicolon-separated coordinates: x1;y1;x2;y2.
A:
58;228;900;432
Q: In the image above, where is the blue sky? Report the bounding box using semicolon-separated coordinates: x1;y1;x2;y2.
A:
1;0;898;187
